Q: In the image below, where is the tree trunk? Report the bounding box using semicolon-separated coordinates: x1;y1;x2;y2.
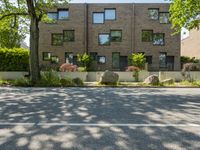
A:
29;18;40;84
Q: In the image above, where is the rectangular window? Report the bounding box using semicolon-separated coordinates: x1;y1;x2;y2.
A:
145;56;152;64
47;12;57;20
98;56;106;64
153;33;165;45
166;56;174;70
90;52;98;61
58;9;69;20
148;8;159;20
159;12;170;24
63;30;75;42
65;52;73;64
43;52;51;61
73;56;78;65
52;34;63;46
159;52;167;68
112;52;120;69
111;30;122;42
105;9;116;20
93;12;104;24
142;30;153;42
99;34;110;45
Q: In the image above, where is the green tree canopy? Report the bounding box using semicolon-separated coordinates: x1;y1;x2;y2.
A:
169;0;200;33
0;16;26;48
0;0;68;83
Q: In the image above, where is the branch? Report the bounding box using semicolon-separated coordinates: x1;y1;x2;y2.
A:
0;12;28;21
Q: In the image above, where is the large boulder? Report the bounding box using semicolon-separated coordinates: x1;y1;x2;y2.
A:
99;70;119;84
144;74;159;85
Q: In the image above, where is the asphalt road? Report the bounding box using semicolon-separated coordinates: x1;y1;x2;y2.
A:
0;87;200;150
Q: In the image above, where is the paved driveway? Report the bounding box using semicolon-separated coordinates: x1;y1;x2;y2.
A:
0;87;200;150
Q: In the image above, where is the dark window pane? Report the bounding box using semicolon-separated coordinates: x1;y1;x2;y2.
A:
73;56;78;65
90;52;98;61
52;34;63;46
159;53;167;68
63;30;75;42
93;13;104;24
99;34;110;45
47;12;57;20
65;52;73;64
43;52;51;61
105;9;116;20
159;12;170;24
58;9;69;20
98;56;106;64
145;56;152;64
153;33;165;45
166;56;174;70
111;30;122;42
142;30;153;42
112;52;120;69
148;9;159;20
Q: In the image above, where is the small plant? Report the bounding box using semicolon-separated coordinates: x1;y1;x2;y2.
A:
72;78;84;86
129;53;146;69
13;78;31;87
37;70;61;86
128;53;146;82
77;53;92;71
0;80;10;86
77;67;87;72
60;78;74;87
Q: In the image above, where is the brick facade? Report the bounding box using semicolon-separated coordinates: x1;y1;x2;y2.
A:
39;3;181;71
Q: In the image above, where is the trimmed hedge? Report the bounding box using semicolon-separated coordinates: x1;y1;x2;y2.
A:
0;48;29;71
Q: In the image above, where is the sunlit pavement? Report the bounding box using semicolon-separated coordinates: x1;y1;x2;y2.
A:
0;87;200;150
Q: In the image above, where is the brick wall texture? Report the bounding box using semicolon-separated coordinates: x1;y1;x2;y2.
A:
39;3;181;71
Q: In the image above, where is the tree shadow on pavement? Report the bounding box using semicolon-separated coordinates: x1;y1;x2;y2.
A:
0;87;200;150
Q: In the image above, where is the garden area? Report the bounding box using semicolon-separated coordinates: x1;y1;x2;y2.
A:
0;48;200;87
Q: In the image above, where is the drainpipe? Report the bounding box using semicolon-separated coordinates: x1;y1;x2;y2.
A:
85;3;89;54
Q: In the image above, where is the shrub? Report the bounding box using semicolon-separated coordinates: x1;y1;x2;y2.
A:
37;70;61;86
77;67;87;72
72;78;84;86
126;66;140;72
128;53;146;69
0;48;29;71
77;53;92;71
60;63;78;72
13;78;31;87
181;56;200;64
60;78;74;86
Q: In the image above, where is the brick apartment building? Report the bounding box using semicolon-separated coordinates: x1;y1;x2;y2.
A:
39;3;181;71
181;29;200;58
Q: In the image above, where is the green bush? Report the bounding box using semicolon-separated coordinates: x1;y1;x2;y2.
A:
0;48;29;71
72;78;84;86
13;78;31;87
128;53;146;69
77;53;92;71
77;67;87;72
37;70;61;87
181;56;200;64
60;78;74;87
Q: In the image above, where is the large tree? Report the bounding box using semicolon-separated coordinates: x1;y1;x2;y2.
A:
0;0;68;84
0;16;26;48
169;0;200;33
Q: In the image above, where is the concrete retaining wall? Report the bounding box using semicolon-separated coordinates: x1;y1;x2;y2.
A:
1;71;200;82
0;72;28;80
